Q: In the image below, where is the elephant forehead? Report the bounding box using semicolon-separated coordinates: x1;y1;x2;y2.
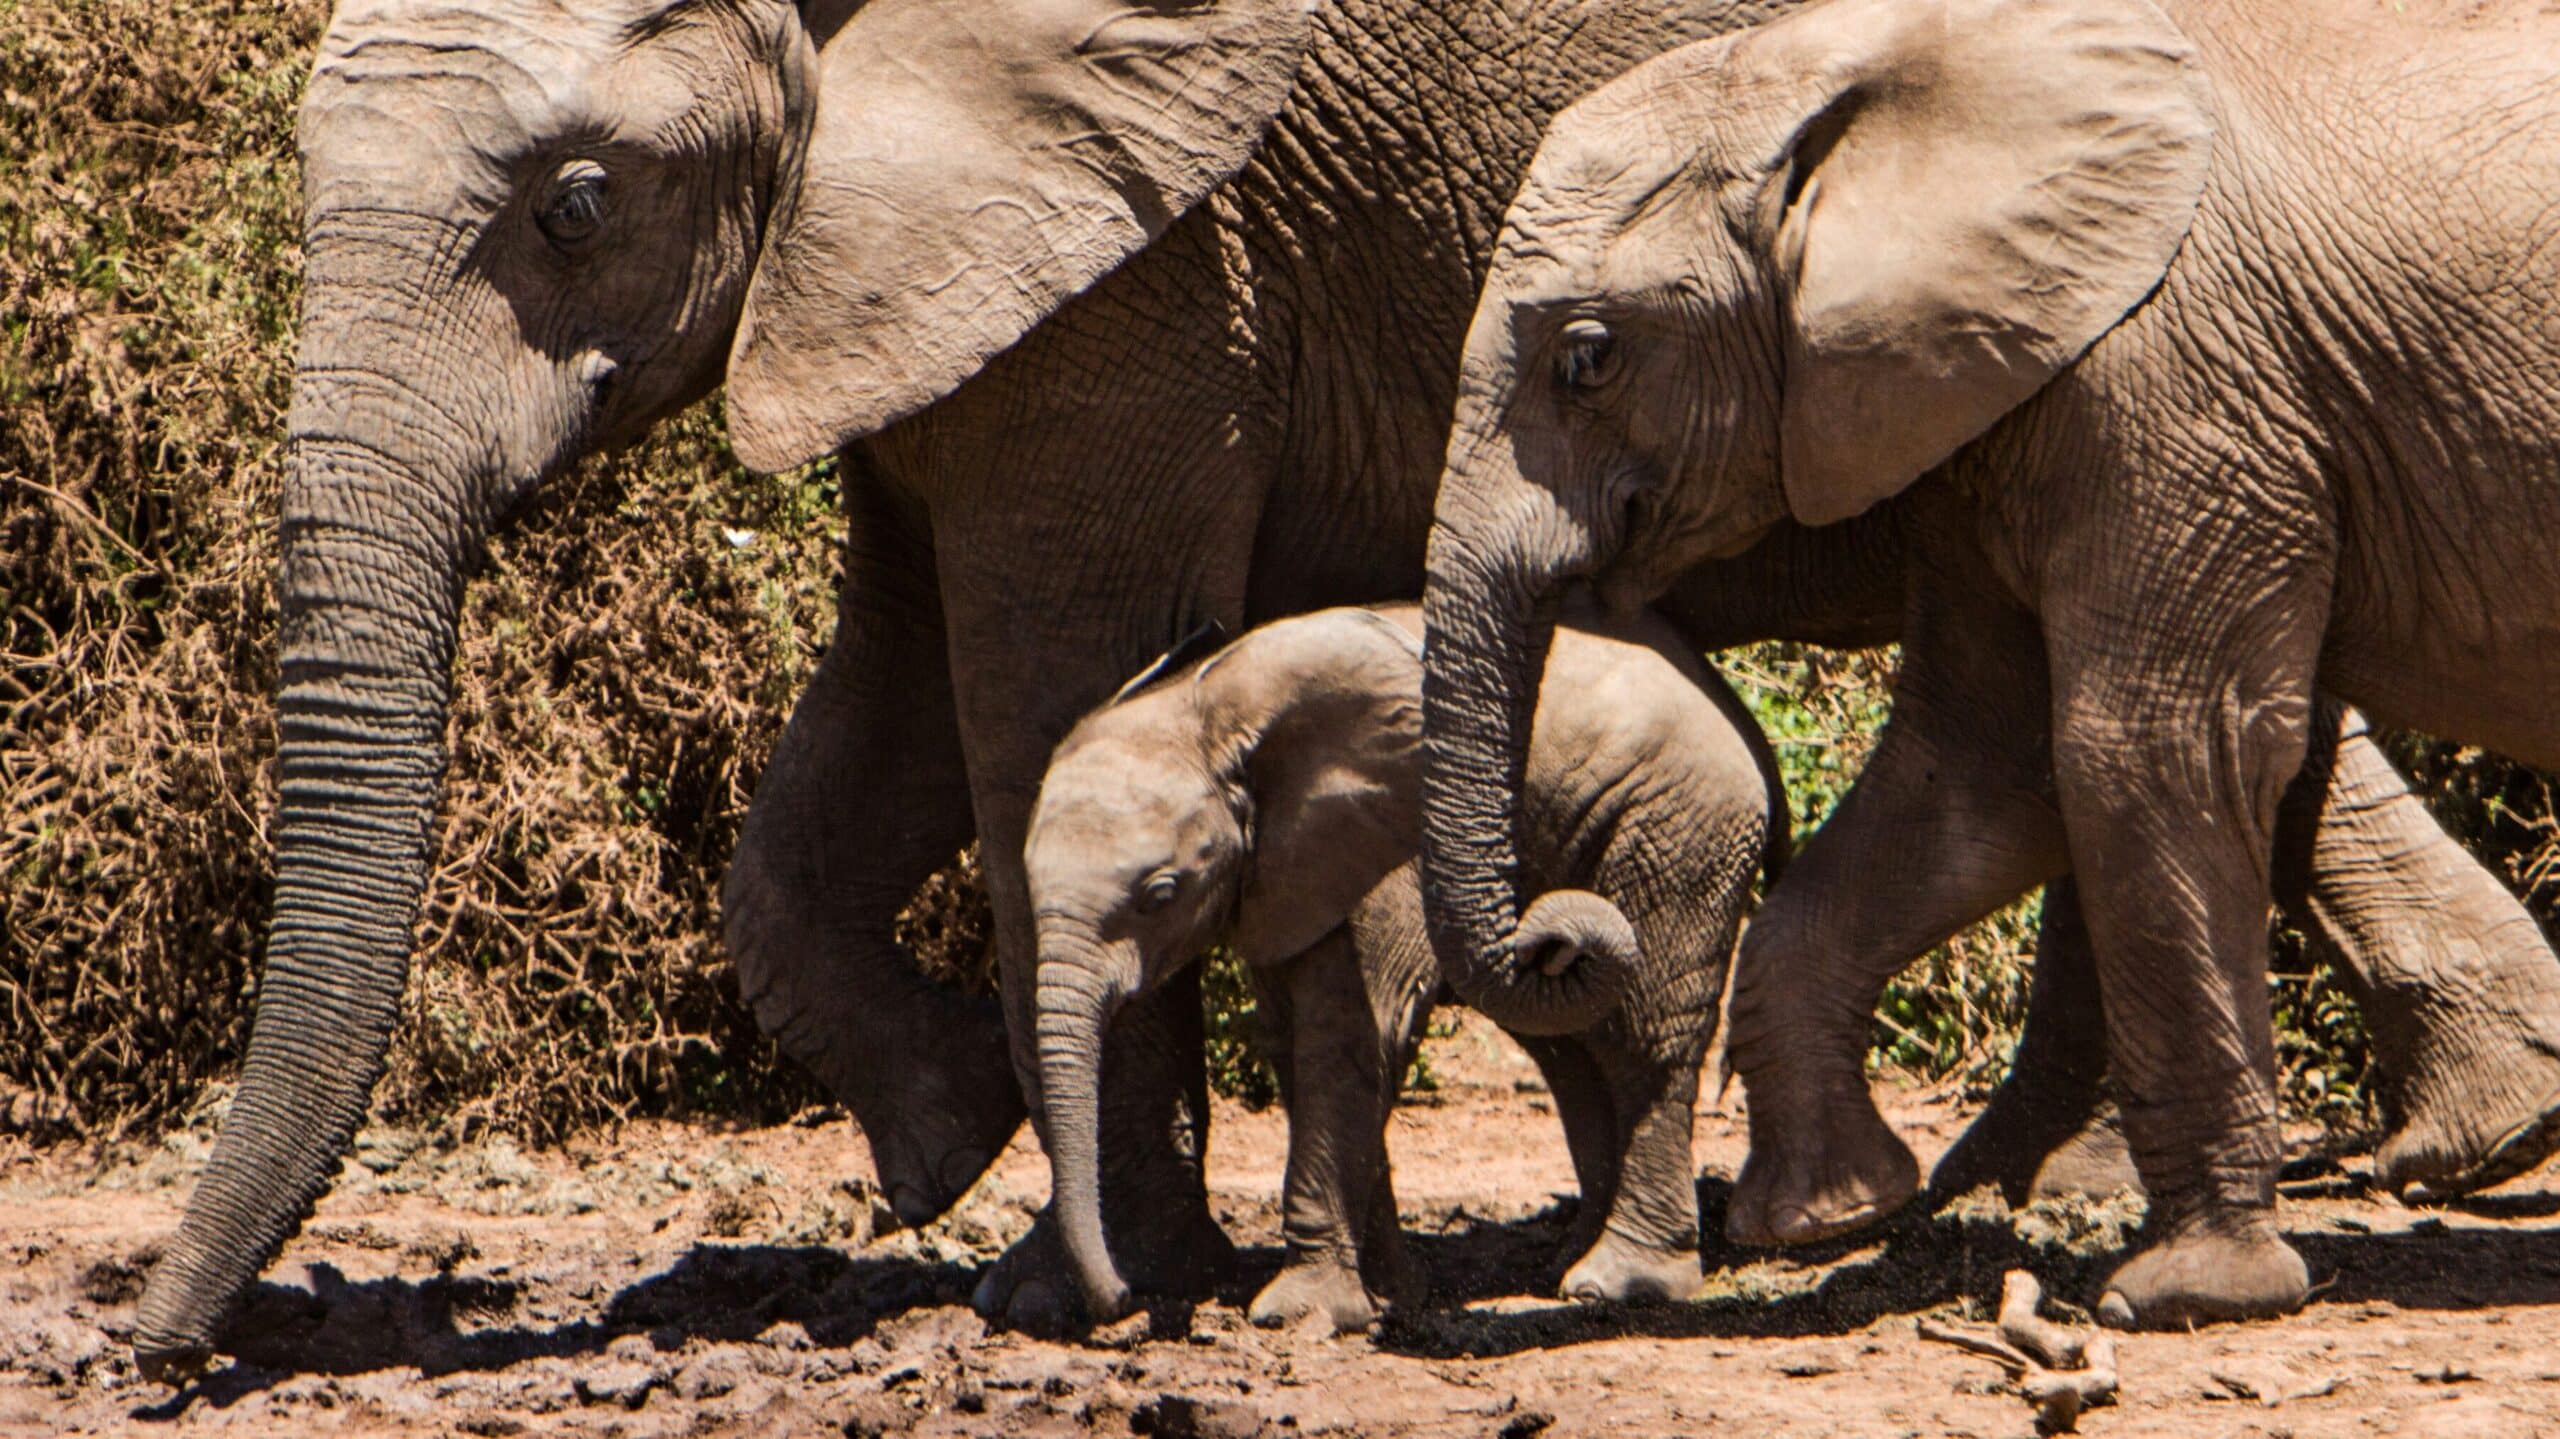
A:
304;7;610;210
1033;749;1219;855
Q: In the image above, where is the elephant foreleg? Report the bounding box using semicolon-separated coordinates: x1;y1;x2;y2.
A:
724;474;1022;1228
1246;923;1416;1334
2044;498;2326;1331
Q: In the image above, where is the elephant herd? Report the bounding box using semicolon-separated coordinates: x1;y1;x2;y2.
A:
125;0;2560;1379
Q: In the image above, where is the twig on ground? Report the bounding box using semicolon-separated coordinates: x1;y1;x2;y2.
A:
1918;1271;2120;1434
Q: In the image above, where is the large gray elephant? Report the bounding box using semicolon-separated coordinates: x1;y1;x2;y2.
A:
135;0;2560;1371
1665;506;2560;1216
1025;605;1774;1329
1417;0;2560;1329
136;0;1811;1370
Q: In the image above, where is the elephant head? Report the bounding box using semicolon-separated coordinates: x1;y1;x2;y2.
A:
1417;0;2214;1016
137;0;1316;1378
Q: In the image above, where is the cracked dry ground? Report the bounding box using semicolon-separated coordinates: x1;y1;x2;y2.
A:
10;1014;2560;1439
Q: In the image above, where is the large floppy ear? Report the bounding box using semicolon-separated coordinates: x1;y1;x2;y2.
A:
725;0;1315;471
1205;612;1427;967
1707;0;2215;524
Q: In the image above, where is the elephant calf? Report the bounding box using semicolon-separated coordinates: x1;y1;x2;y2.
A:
1022;605;1776;1332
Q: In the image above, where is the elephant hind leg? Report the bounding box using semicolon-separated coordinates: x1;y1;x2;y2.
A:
724;475;1021;1227
2285;707;2560;1201
1555;1044;1705;1305
1928;880;2133;1208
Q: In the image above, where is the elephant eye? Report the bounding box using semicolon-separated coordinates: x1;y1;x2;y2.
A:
1555;318;1618;392
537;160;610;249
1134;873;1182;915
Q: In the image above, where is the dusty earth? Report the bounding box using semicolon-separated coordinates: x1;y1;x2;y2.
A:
7;1015;2560;1438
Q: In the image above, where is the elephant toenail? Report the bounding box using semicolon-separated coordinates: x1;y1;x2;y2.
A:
2097;1291;2138;1329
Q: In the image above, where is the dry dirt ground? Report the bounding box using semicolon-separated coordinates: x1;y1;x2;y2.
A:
8;1015;2560;1438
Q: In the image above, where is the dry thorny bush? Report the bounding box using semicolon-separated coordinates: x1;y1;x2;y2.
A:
5;0;2554;1147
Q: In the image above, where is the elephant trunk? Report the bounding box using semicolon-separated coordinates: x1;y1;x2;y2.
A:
1036;937;1136;1322
1418;434;1628;1038
133;360;480;1377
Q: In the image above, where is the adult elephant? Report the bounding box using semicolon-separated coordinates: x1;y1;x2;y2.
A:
1417;0;2560;1328
131;0;2560;1372
1661;508;2560;1217
134;0;1799;1372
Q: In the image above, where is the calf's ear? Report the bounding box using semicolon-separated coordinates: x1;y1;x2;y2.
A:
725;0;1314;471
1205;612;1425;967
1698;0;2215;523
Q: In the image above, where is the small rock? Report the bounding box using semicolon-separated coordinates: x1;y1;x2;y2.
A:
574;1360;660;1410
2207;1358;2341;1407
604;1333;656;1364
953;1380;986;1413
758;1320;815;1351
1090;1310;1153;1350
1778;1358;1838;1378
1499;1411;1557;1439
675;1355;746;1401
1131;1392;1270;1439
841;1392;915;1437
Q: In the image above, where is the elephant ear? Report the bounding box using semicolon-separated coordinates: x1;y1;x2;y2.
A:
725;0;1315;471
1209;612;1427;968
1711;0;2216;524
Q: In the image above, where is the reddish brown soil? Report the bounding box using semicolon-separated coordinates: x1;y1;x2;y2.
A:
8;1014;2560;1438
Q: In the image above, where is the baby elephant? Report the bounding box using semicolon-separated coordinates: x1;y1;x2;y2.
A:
1024;604;1778;1332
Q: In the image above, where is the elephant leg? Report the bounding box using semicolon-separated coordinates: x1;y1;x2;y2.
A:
1247;927;1404;1334
723;472;1021;1228
1927;880;2132;1207
2282;707;2560;1200
1726;569;2069;1248
1555;1036;1707;1305
1341;869;1442;1311
1514;1034;1622;1258
2045;535;2326;1331
933;561;1254;1327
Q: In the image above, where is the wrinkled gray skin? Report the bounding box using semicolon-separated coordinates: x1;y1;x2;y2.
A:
1666;505;2560;1215
136;0;2560;1371
1025;606;1772;1330
139;0;1809;1369
1420;0;2560;1330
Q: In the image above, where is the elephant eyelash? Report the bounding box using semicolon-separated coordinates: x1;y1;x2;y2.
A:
1134;872;1182;914
536;160;611;250
1553;318;1619;392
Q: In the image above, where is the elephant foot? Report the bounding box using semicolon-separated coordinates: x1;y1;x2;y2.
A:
1927;1076;2108;1209
1250;1259;1384;1334
2384;1080;2560;1204
2028;1106;2141;1202
1559;1229;1702;1304
2375;1022;2560;1202
973;1203;1236;1334
2097;1207;2308;1330
1728;1075;1919;1247
802;999;1022;1228
972;1218;1080;1334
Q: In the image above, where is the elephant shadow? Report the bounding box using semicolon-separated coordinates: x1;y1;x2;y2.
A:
2296;1222;2560;1310
1370;1179;2093;1359
1368;1179;2560;1360
143;1242;973;1417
